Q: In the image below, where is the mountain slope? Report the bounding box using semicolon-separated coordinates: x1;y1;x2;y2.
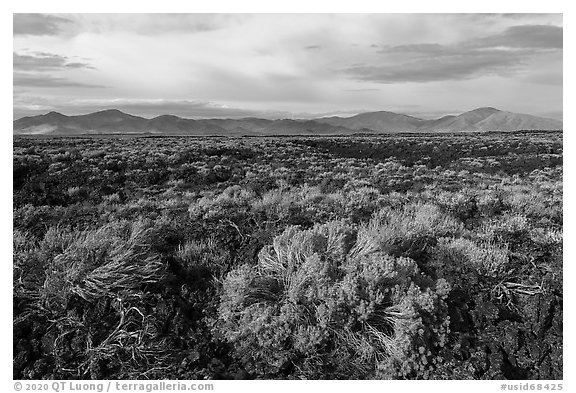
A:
14;110;150;135
474;111;563;132
13;107;563;135
14;111;75;135
146;115;228;135
316;111;425;132
422;107;562;132
317;107;562;133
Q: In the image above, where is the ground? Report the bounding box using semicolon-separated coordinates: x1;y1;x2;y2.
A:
13;132;562;380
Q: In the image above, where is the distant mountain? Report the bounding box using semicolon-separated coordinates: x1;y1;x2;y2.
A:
418;107;563;132
316;111;425;132
315;107;562;133
14;111;73;135
145;115;227;135
14;107;562;135
14;109;149;135
13;111;361;136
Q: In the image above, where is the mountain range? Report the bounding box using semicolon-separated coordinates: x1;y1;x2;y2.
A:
13;107;562;136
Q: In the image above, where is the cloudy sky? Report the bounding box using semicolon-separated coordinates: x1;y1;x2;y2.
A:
13;13;563;120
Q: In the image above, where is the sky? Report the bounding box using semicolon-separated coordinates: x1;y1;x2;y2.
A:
13;13;563;120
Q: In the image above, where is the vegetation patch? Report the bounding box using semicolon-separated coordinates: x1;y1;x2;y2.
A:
13;132;562;380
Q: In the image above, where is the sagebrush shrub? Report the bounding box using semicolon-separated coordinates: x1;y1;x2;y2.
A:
42;220;166;309
430;237;509;282
476;190;504;217
176;237;231;279
436;190;478;220
478;213;530;246
356;203;464;260
188;185;256;220
217;219;451;379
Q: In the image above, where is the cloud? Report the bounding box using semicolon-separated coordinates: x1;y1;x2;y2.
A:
500;13;562;22
108;14;234;35
98;99;273;118
13;72;106;88
14;52;94;71
13;51;100;90
382;43;460;55
346;49;527;83
14;13;72;36
13;14;562;121
523;72;563;85
343;88;381;92
470;25;562;49
343;24;562;83
14;13;235;39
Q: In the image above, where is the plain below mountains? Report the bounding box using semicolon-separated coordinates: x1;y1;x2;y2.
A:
13;107;562;136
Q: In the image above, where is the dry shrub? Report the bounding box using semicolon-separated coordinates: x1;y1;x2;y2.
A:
478;213;530;246
42;220;166;309
175;237;231;279
188;185;256;220
430;237;510;281
22;220;173;379
217;218;451;379
353;203;464;260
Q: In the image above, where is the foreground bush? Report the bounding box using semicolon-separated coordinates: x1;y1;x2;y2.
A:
14;220;173;379
217;219;452;379
42;221;167;308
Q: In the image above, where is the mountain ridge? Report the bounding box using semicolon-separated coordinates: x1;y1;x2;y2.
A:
13;107;563;135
